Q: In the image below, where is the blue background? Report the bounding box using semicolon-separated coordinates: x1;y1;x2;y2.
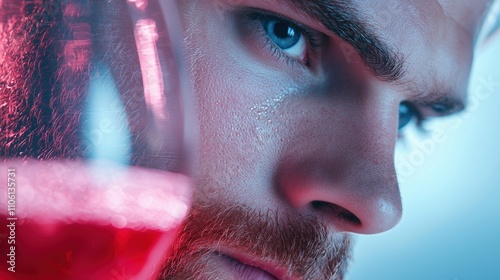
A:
347;34;500;279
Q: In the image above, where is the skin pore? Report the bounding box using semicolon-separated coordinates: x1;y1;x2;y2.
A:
0;0;493;279
160;0;491;279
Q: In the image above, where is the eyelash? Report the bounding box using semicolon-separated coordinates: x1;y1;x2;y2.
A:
243;10;324;68
240;9;431;137
398;102;429;140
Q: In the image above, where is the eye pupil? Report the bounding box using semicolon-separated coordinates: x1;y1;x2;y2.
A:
264;20;301;50
274;22;294;39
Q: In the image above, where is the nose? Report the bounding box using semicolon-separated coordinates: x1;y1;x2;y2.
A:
276;89;403;234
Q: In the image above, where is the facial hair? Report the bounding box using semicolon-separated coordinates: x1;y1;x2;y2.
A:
158;202;353;280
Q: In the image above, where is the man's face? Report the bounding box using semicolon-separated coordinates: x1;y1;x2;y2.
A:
160;0;491;279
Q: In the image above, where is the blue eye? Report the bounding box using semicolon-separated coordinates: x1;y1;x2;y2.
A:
261;19;307;61
398;102;416;130
262;19;301;49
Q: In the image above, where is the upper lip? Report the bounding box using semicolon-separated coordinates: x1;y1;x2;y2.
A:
217;247;298;280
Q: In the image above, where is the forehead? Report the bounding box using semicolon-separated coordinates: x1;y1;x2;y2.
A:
357;0;491;33
348;0;492;99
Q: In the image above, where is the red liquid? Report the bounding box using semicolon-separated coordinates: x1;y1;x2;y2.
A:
0;217;178;280
0;162;191;279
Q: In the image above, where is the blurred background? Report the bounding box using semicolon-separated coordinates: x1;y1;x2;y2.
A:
347;24;500;280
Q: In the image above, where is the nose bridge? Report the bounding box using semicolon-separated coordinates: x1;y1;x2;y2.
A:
325;84;399;177
346;87;399;165
277;85;403;234
330;89;402;233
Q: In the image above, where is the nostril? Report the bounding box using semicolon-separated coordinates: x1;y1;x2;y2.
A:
311;201;361;226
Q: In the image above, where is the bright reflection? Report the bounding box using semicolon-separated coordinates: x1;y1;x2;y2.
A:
134;18;170;151
128;0;148;11
82;65;132;164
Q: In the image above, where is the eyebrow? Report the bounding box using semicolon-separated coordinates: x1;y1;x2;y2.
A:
283;0;406;82
276;0;468;113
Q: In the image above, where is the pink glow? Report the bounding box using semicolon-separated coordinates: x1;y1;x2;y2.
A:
63;23;92;71
63;3;83;18
128;0;148;11
134;19;169;133
0;161;191;231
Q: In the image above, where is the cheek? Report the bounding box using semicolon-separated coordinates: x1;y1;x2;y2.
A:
187;33;291;204
181;2;324;205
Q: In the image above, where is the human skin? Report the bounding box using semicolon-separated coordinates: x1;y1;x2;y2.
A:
0;0;494;279
158;0;492;279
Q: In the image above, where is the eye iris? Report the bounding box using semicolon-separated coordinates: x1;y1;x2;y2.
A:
265;20;301;50
398;102;413;130
274;21;294;38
